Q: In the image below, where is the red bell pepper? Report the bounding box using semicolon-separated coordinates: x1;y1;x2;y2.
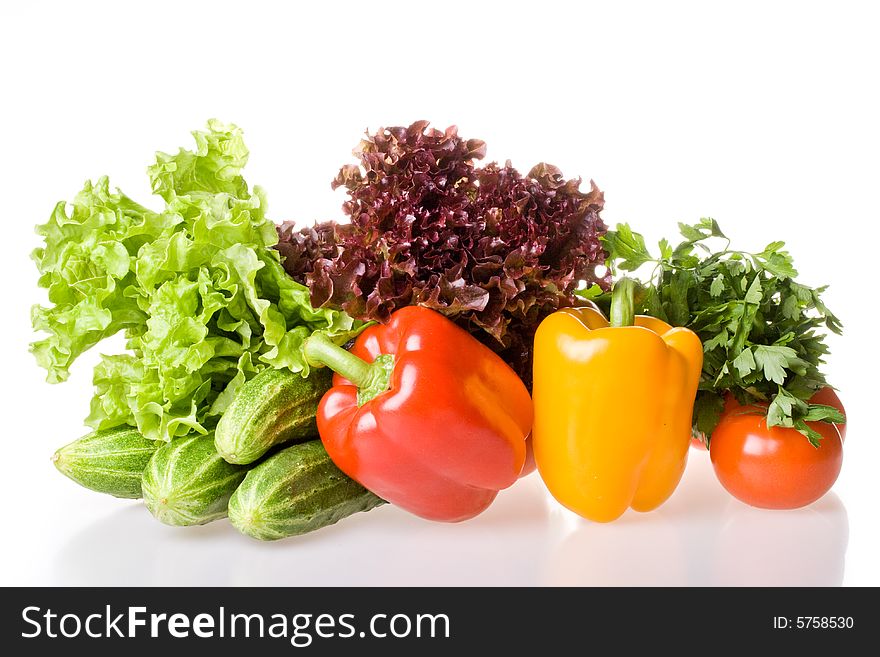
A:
303;306;533;522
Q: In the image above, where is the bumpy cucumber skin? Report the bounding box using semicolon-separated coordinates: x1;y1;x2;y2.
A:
52;427;159;499
229;441;385;541
142;434;247;526
214;368;332;465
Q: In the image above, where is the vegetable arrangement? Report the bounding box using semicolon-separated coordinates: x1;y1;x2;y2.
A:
594;220;846;508
33;120;846;540
598;219;843;444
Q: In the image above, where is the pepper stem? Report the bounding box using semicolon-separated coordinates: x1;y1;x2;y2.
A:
610;277;636;327
303;332;394;406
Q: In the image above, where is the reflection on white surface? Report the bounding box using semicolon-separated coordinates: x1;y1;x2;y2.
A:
541;454;848;586
711;494;848;586
542;508;688;586
52;476;554;587
52;455;848;586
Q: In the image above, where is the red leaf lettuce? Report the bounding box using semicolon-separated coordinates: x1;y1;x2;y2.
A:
277;121;610;385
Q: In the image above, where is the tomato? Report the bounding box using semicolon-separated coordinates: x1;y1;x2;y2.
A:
690;435;708;450
709;405;843;510
810;386;847;442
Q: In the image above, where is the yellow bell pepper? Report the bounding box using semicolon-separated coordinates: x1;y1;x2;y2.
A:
532;279;703;522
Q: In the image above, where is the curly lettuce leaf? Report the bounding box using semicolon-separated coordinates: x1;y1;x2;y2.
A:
30;178;172;382
148;118;250;202
32;121;360;440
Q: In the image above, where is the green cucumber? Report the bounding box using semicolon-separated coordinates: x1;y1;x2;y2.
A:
215;367;332;465
52;427;159;498
229;440;384;541
142;433;247;526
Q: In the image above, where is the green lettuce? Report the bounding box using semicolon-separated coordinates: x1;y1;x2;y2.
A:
32;120;360;441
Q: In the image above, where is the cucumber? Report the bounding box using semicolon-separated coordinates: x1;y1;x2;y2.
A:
215;367;332;465
229;440;384;541
142;433;247;526
52;427;159;498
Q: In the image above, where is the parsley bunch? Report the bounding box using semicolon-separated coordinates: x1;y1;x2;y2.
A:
584;218;844;445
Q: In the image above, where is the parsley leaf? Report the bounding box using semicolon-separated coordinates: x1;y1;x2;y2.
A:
732;348;756;378
601;224;653;271
754;345;797;385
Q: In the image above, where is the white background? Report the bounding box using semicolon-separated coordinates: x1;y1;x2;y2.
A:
0;0;877;586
